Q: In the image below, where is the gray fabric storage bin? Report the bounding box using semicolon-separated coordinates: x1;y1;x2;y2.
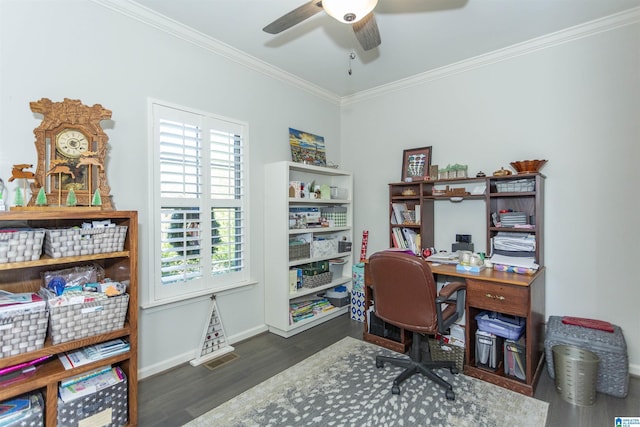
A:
57;374;128;427
545;316;628;398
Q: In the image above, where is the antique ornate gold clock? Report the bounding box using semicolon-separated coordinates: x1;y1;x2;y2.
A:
28;98;113;209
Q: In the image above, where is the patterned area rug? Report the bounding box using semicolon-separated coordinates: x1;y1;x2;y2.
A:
185;336;548;427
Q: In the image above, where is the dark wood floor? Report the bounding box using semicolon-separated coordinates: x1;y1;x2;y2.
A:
139;314;639;426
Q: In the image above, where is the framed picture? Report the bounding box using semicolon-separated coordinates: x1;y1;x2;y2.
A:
289;128;326;166
401;146;432;182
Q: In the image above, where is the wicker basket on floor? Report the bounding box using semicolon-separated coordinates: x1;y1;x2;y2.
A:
428;338;465;371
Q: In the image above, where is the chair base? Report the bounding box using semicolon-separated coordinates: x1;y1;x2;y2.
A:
375;332;458;400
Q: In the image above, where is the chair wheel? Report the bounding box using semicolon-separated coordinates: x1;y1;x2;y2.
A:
450;366;459;375
376;360;384;369
392;385;401;395
446;390;455;400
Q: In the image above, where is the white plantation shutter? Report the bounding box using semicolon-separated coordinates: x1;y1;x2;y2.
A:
149;102;248;304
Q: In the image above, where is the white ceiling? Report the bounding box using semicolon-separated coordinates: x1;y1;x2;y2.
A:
126;0;640;97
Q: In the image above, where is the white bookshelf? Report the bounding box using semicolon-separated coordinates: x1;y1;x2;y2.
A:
264;161;354;337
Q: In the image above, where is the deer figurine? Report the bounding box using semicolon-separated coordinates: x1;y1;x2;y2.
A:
8;164;36;182
47;160;75;179
77;151;104;171
47;159;75;206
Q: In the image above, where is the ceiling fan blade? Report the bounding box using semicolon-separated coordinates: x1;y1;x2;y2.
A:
263;1;324;34
352;12;381;51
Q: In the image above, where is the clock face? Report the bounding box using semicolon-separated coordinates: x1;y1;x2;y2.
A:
56;129;89;158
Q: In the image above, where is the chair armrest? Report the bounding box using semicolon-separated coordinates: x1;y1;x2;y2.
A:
436;281;466;301
435;281;467;335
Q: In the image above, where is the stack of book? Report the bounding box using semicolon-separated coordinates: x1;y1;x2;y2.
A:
0;291;45;315
59;338;130;370
59;366;125;403
289;298;333;323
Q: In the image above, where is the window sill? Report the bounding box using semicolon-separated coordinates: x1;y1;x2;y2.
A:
140;279;258;311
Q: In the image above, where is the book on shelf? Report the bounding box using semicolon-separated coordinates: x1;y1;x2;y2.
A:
60;365;112;388
390;231;399;248
391;203;409;225
392;228;406;249
401;228;420;255
289;298;333;323
0;395;31;425
58;366;125;403
58;338;130;370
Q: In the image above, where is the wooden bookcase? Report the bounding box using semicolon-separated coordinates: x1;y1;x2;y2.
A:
0;210;138;426
385;174;543;265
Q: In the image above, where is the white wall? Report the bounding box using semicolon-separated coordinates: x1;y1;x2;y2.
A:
2;1;638;379
341;20;640;374
0;0;340;378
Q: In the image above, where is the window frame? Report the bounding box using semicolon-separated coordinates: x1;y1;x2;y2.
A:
145;99;251;307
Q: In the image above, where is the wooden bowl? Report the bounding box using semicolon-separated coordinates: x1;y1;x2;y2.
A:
510;159;547;174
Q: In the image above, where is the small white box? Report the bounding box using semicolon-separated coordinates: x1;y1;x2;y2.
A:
450;324;466;342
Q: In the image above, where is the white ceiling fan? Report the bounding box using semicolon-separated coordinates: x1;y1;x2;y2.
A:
263;0;382;51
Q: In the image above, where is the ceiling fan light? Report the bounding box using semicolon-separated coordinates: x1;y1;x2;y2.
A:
323;0;378;24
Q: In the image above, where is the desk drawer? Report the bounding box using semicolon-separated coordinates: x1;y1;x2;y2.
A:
467;280;529;316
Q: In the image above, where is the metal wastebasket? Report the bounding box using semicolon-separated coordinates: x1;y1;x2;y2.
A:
552;344;600;406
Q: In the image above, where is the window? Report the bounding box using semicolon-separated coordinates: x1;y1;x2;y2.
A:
148;101;249;305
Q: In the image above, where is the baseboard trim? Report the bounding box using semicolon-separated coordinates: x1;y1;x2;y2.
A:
227;325;269;346
138;324;269;380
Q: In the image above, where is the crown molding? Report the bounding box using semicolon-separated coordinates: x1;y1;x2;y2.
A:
91;1;638;107
341;6;640;106
91;0;341;105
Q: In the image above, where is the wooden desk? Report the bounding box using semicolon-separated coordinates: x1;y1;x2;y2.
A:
431;263;545;396
363;261;545;396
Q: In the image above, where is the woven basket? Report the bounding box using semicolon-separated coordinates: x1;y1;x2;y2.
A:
428;338;465;371
302;271;333;289
289;241;310;261
0;229;45;264
47;294;129;344
0;306;49;358
496;179;535;193
43;226;127;258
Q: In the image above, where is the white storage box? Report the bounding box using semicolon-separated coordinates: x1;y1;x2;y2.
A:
311;238;338;258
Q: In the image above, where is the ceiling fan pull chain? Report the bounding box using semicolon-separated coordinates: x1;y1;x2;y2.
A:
348;51;356;76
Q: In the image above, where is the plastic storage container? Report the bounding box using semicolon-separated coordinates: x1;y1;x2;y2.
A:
476;311;525;340
475;330;502;371
504;338;526;381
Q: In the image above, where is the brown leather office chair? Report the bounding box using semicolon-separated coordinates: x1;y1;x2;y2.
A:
369;251;466;400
